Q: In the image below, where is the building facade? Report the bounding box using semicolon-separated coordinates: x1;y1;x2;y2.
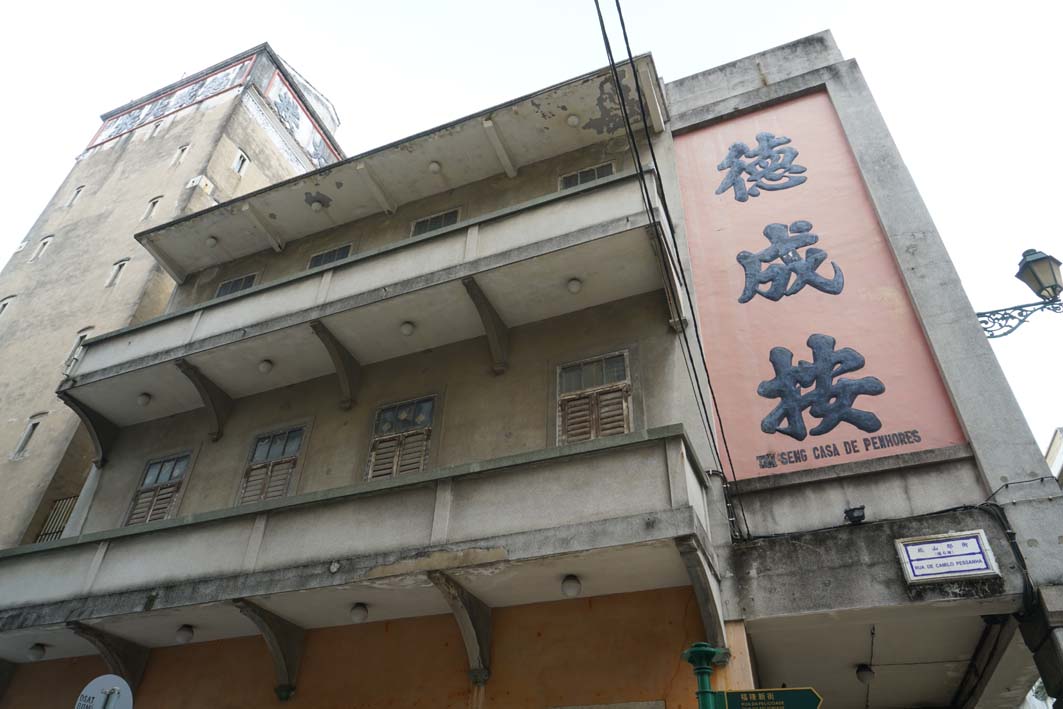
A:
0;33;1061;709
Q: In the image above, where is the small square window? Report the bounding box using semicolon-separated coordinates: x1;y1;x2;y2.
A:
237;427;305;505
308;244;351;269
126;453;190;525
367;397;435;479
233;150;249;175
559;162;614;191
215;274;256;298
557;352;631;443
411;209;459;237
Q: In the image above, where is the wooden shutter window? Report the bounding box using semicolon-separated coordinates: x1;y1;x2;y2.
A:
125;454;189;526
367;397;435;479
238;428;303;505
558;352;632;443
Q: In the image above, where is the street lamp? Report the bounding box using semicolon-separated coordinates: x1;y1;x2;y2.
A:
976;249;1062;338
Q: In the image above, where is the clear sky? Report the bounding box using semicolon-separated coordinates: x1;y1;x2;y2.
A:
1;0;1059;450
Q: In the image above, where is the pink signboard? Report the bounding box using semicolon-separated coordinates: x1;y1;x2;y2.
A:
675;91;966;479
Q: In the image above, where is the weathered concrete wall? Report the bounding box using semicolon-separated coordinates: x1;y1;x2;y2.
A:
169;139;643;310
80;291;707;532
0;587;717;709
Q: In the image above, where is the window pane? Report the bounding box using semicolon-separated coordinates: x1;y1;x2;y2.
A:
171;456;189;480
266;433;286;460
560;365;582;393
596;163;614;179
604;354;627;383
582;359;604;389
158;459;176;483
561;174;579;190
442;210;458;227
375;407;397;435
283;428;303;457
252;436;271;462
143;462;162;486
413;399;434;428
412;220;429;236
395;402;417;431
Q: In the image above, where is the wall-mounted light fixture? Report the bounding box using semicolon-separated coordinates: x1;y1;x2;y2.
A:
561;574;582;598
976;249;1062;338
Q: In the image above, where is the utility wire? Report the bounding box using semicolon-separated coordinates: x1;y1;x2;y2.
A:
594;0;750;538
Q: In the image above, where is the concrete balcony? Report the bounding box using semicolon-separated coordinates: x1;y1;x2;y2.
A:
59;172;684;464
0;427;723;667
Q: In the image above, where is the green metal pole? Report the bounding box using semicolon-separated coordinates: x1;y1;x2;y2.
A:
682;642;723;709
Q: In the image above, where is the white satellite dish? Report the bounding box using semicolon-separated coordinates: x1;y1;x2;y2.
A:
75;674;133;709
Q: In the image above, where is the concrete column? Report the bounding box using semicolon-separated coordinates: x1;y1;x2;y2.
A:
61;464;100;538
711;621;755;691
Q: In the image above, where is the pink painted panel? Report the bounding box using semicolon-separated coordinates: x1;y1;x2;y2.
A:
674;91;966;479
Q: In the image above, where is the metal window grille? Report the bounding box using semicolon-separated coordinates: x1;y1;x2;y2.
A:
308;244;351;269
367;397;434;479
558;352;631;443
215;274;256;298
237;427;304;504
411;209;459;237
560;162;614;190
35;495;79;543
126;454;190;525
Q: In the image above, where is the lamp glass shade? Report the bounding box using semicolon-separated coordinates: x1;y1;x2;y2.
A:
1015;249;1063;300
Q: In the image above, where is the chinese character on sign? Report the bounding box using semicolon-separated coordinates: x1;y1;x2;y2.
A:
736;220;844;303
758;334;885;441
716;132;807;202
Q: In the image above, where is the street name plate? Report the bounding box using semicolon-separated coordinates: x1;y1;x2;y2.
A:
723;688;821;708
895;529;1000;585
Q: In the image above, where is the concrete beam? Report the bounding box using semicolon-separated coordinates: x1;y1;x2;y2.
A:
241;203;284;253
56;391;118;467
461;277;510;375
482;118;517;178
67;621;149;690
637;64;665;134
309;320;361;409
233;598;305;701
175;358;233;442
355;162;395;214
675;534;728;650
428;571;492;685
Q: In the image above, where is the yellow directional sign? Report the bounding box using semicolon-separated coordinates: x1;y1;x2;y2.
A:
723;688;822;709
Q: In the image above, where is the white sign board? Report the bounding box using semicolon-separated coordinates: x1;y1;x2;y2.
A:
75;674;132;709
895;529;1000;585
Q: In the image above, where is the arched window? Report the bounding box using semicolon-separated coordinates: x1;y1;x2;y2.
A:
67;186;84;207
143;196;163;221
172;144;189;166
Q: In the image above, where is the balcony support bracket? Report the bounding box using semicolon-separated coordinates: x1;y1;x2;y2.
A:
355;162;396;214
242;203;285;253
175;358;233;442
310;320;361;409
461;277;510;375
675;534;730;657
233;598;305;701
57;390;119;467
482;117;517;178
67;621;149;691
428;571;492;686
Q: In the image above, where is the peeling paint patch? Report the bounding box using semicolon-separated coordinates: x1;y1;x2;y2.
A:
335;181;344;190
583;70;642;135
304;191;332;208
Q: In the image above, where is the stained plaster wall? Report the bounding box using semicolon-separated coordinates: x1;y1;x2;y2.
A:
0;587;722;709
169;139;643;310
1;68;337;549
80;291;712;534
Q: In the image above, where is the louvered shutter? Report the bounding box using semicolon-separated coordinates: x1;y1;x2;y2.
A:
560;394;594;442
239;459;296;504
35;495;79;543
596;385;630;437
125;482;181;526
367;430;430;480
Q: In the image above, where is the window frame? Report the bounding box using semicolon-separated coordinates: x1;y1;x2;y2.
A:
558;162;615;191
67;186;84;207
215;272;258;298
10;414;46;460
0;296;13;318
123;449;196;526
28;236;53;263
105;259;130;288
143;195;163;221
172;144;190;166
555;349;636;445
365;394;440;481
307;243;352;270
232;149;250;176
232;420;313;506
410;208;461;238
64;327;94;370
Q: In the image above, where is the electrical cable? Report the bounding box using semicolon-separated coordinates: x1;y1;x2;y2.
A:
593;0;750;538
